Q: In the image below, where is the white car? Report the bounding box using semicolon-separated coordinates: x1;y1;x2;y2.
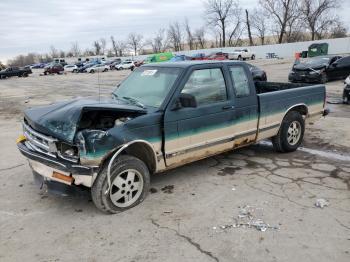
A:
115;61;135;70
86;64;109;73
228;49;255;60
64;65;78;73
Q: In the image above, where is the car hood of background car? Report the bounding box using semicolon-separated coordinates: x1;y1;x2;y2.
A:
24;97;146;143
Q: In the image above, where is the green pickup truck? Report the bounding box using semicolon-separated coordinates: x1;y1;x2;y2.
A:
17;61;328;213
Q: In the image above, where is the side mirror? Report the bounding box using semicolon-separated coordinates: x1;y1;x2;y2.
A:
173;93;197;110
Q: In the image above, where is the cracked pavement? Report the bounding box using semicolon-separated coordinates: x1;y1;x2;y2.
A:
0;60;349;262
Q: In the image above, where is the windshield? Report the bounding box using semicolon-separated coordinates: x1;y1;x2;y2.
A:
113;67;182;108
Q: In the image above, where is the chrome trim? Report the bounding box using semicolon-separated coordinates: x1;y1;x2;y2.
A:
18;146;66;168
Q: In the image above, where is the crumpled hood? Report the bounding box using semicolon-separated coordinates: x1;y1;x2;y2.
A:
293;63;325;71
24;97;146;143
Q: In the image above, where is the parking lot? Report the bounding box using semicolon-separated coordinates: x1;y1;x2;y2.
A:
0;59;349;262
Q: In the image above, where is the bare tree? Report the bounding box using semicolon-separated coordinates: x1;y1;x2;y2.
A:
251;9;269;45
149;29;168;53
329;20;348;38
204;0;239;47
194;27;206;49
59;50;65;58
70;42;81;57
184;18;195;50
93;41;101;55
127;33;143;56
100;38;107;55
50;45;59;58
245;9;254;46
301;0;338;40
111;37;127;57
259;0;300;43
167;22;184;51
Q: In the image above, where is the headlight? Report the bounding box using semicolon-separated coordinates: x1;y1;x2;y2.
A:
310;69;324;75
58;142;79;162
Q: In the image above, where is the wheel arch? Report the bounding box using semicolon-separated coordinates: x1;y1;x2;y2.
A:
283;103;309;120
100;140;157;174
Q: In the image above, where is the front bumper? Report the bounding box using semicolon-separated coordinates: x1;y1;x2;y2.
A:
17;141;97;187
289;72;321;83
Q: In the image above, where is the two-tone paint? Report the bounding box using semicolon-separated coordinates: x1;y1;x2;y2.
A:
17;61;327;190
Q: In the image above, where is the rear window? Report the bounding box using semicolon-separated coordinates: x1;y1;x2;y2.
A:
229;66;250;97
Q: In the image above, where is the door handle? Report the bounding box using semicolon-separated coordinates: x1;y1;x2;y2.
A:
222;105;235;110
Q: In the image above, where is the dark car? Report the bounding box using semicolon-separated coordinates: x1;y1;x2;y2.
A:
343;75;350;104
288;55;350;83
78;62;98;73
0;67;32;79
44;64;64;75
110;59;122;70
246;63;267;81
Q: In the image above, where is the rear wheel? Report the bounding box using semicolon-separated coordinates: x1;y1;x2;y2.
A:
272;111;305;152
90;69;95;73
91;155;150;214
238;55;243;61
251;55;255;60
72;69;77;73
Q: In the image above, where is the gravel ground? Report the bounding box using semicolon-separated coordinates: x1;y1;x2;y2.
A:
0;59;349;262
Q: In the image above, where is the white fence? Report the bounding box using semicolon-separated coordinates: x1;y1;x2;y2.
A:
65;37;350;63
129;37;350;61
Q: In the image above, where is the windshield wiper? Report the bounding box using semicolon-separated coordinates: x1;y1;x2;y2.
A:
122;96;146;109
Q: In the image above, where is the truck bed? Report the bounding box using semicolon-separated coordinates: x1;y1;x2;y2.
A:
255;81;326;141
255;81;312;94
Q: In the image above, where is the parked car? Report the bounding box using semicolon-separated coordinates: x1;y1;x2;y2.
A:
30;63;46;69
206;52;228;60
0;67;32;79
246;63;267;81
64;65;79;73
288;55;350;83
86;64;109;73
343;75;350;104
17;61;328;213
110;60;122;70
78;62;98;73
191;53;206;60
44;64;64;75
228;49;255;60
115;61;135;70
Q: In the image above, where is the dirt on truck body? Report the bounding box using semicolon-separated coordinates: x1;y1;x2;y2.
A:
16;61;328;213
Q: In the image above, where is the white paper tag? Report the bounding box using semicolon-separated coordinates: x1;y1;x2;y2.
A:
141;70;157;76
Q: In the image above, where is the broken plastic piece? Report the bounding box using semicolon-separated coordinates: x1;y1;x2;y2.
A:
315;198;329;208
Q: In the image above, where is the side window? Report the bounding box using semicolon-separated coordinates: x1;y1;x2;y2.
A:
229;66;250;97
181;68;227;106
337;57;350;66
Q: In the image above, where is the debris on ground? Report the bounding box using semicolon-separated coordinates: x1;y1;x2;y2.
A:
161;185;174;194
213;205;279;232
315;198;329;208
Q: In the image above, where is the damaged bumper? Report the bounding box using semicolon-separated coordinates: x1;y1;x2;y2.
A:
17;141;97;188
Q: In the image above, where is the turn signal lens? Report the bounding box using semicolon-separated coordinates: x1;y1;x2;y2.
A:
16;135;26;144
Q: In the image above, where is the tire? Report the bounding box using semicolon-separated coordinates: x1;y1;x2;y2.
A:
238;55;243;61
91;155;150;214
103;68;108;72
22;73;28;77
320;72;328;84
72;69;77;73
90;69;95;73
44;71;48;75
251;55;255;60
271;111;305;153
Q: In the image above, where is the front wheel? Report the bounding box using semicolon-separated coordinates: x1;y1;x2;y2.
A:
90;69;95;73
251;55;255;60
91;155;150;214
272;111;305;152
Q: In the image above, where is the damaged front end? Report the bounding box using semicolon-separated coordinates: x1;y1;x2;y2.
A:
17;97;146;190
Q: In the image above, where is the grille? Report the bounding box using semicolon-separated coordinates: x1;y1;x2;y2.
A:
23;121;57;158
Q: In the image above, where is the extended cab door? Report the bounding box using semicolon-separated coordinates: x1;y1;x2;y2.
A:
163;64;236;167
227;64;259;146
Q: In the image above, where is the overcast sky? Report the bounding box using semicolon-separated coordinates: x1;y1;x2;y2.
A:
0;0;349;63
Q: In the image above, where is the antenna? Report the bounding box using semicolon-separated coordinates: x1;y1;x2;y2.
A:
98;65;101;103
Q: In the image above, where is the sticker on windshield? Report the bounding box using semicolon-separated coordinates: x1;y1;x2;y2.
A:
141;70;157;76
